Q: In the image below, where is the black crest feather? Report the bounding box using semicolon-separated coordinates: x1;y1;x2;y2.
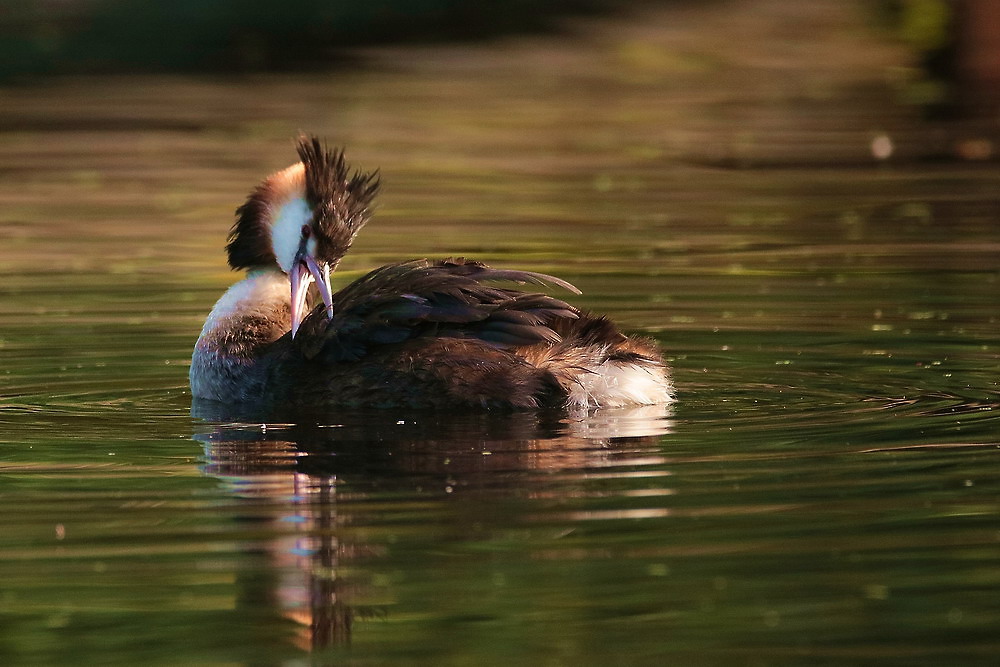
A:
225;135;380;270
296;135;381;263
227;181;278;270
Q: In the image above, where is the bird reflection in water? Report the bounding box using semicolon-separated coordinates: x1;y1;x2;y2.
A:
195;405;673;651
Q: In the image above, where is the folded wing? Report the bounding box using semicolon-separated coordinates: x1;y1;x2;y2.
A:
295;258;580;362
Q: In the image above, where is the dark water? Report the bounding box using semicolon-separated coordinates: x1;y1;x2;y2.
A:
2;4;1000;665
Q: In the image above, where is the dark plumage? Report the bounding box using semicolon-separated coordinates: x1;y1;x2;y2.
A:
226;137;379;270
294;258;579;360
191;136;673;415
297;137;380;266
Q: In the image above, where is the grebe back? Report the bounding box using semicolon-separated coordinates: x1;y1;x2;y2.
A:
190;136;673;412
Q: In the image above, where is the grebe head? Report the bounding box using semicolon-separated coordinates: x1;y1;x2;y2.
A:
225;135;380;337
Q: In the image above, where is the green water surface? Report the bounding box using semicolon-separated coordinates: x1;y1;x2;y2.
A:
1;4;999;665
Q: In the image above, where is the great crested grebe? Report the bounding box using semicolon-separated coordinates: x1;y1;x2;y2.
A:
190;136;673;412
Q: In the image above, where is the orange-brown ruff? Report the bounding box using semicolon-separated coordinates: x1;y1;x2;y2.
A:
190;136;673;413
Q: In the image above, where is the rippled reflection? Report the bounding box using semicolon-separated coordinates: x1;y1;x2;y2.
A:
196;405;673;649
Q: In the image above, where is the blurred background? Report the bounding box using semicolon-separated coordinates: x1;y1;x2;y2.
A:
2;1;999;665
0;1;997;115
2;1;1000;170
2;1;999;121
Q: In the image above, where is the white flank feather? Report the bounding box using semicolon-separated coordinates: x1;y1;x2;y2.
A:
566;359;674;409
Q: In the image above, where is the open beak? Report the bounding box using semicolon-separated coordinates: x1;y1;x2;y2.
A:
289;249;334;339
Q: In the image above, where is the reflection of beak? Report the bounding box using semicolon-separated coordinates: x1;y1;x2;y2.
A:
290;249;334;339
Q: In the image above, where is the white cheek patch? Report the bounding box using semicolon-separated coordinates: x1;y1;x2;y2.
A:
271;197;311;273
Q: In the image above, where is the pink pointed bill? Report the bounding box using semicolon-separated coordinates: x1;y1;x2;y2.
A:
289;251;335;338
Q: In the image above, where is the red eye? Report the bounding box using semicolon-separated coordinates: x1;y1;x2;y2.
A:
301;225;311;239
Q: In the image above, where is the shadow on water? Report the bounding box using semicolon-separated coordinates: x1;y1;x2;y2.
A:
195;405;672;650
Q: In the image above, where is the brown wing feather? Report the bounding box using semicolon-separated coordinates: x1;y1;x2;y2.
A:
294;259;580;362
